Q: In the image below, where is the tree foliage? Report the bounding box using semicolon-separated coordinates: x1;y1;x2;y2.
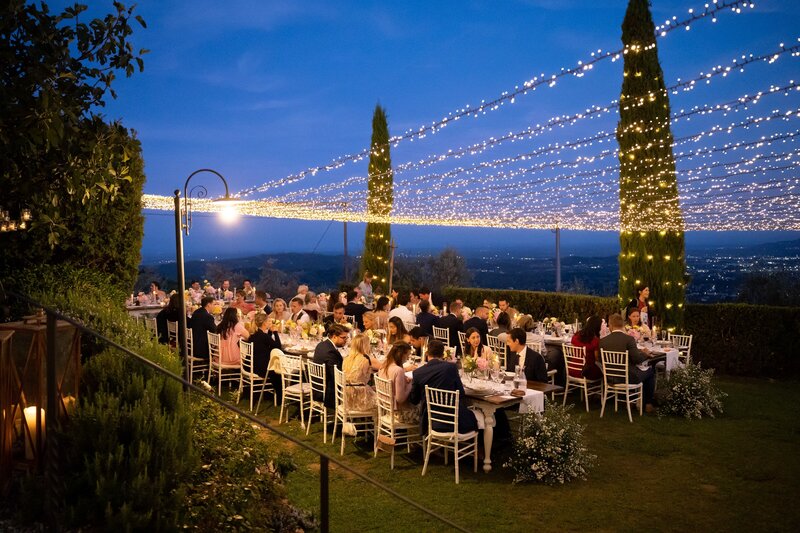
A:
616;0;687;329
0;1;148;291
360;104;393;290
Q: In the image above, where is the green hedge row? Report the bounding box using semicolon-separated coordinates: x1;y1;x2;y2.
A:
442;286;800;378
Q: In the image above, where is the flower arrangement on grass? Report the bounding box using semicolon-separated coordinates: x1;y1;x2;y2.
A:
659;363;727;419
504;404;595;485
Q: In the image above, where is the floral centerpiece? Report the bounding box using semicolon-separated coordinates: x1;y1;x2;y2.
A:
442;346;456;361
542;317;564;335
625;324;642;341
462;355;478;374
283;319;297;334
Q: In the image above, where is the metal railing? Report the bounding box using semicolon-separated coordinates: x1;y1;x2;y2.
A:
7;291;470;533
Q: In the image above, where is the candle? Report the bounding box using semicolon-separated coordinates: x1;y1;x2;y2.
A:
443;304;448;316
23;406;45;460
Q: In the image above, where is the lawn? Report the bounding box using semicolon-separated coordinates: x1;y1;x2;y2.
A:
249;377;800;532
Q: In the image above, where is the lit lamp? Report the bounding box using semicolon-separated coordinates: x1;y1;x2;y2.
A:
174;169;241;385
22;406;45;461
0;207;33;232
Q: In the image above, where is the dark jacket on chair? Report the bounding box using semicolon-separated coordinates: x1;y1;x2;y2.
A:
312;338;343;409
250;329;282;378
505;346;548;383
436;313;464;353
190;308;216;360
409;358;477;435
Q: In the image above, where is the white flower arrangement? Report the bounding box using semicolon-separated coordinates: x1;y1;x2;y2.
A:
659;363;726;419
504;404;595;484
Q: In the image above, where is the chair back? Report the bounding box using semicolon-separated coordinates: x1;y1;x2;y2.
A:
333;366;347;411
563;344;587;375
167;320;178;346
486;334;506;366
403;321;416;334
432;325;450;345
344;314;356;325
240;340;255;375
207;332;221;363
457;331;467;355
526;338;544;355
374;374;395;420
186;328;194;357
306;360;327;401
145;317;158;338
425;386;460;435
323;311;334;319
600;349;629;385
669;333;693;357
279;351;303;387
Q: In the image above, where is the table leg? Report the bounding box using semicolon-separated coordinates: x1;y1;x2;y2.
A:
482;409;496;473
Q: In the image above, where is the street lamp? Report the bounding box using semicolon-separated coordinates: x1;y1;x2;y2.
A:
174;169;240;385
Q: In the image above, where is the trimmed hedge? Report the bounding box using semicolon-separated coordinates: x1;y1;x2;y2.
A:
442;286;800;378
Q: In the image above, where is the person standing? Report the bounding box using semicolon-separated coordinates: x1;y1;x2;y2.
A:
357;271;375;308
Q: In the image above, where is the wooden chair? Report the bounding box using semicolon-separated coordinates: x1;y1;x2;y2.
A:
457;331;468;357
186;329;209;381
238;340;274;412
278;351;311;426
374;375;422;469
421;386;478;484
562;344;602;412
432;325;450;346
305;360;330;443
331;367;375;456
144;317;158;339
167;320;178;351
344;314;356;326
486;334;506;369
669;333;693;365
207;332;241;395
600;349;642;423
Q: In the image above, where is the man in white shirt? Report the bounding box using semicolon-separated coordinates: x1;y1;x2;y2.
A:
289;297;311;325
188;280;203;304
388;292;415;326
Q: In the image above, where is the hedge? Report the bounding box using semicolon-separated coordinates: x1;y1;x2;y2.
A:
442;287;800;378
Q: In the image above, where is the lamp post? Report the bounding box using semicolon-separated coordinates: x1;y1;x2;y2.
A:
174;169;239;385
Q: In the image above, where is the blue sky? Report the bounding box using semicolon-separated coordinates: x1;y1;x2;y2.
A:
62;0;800;260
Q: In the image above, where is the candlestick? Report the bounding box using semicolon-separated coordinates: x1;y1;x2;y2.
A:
23;406;45;460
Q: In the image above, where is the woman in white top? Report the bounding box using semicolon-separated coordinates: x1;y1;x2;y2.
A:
268;298;291;322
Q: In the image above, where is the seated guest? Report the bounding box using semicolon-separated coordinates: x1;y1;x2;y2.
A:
378;341;420;423
303;292;322;321
415;300;437;336
289;297;311;325
251;290;271;315
463;327;492;360
625;306;652;341
293;284;309;304
145;281;167;304
408;327;428;360
505;328;547;382
268;298;291;322
599;313;656;413
188;280;204;304
231;289;255;314
570;316;604;381
388;292;415;326
463;306;490;345
362;311;379;333
489;311;511;342
344;290;368;330
387;317;410;345
436;301;464;355
220;279;233;301
250;312;283;400
498;298;519;322
409;289;421;314
242;279;256;301
156;293;182;345
313;323;349;409
342;334;379;411
516;314;537;341
373;296;391;329
419;286;433;307
217;307;249;365
326;290;341;313
409;339;479;435
324;302;348;330
190;296;217;360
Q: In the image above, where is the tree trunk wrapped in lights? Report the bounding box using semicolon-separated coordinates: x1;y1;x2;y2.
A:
616;0;687;330
360;105;393;290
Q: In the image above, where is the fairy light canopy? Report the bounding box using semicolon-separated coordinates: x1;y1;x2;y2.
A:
141;1;800;232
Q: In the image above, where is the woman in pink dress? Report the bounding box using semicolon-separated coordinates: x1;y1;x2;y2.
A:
378;341;419;424
217;307;249;365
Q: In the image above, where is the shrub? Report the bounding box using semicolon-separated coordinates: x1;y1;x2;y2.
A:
504;405;595;484
184;397;315;531
659;363;727;420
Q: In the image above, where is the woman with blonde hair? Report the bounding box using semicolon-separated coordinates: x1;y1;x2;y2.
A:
342;334;379;411
267;298;291;322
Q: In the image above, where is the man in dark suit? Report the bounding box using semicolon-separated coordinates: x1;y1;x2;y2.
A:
343;290;368;330
323;302;348;331
463;305;490;345
253;290;272;315
415;300;438;336
249;313;283;401
312;323;349;409
505;328;548;383
437;301;464;355
190;296;216;360
409;340;479;435
599;313;656;412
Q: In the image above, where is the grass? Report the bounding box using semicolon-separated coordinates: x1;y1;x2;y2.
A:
244;377;800;532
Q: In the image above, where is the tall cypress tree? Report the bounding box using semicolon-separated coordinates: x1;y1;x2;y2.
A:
617;0;687;330
359;104;393;289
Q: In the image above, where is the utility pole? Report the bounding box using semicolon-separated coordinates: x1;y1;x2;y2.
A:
554;224;561;292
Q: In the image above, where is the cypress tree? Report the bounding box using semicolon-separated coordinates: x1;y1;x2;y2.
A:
616;0;687;330
360;104;393;289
